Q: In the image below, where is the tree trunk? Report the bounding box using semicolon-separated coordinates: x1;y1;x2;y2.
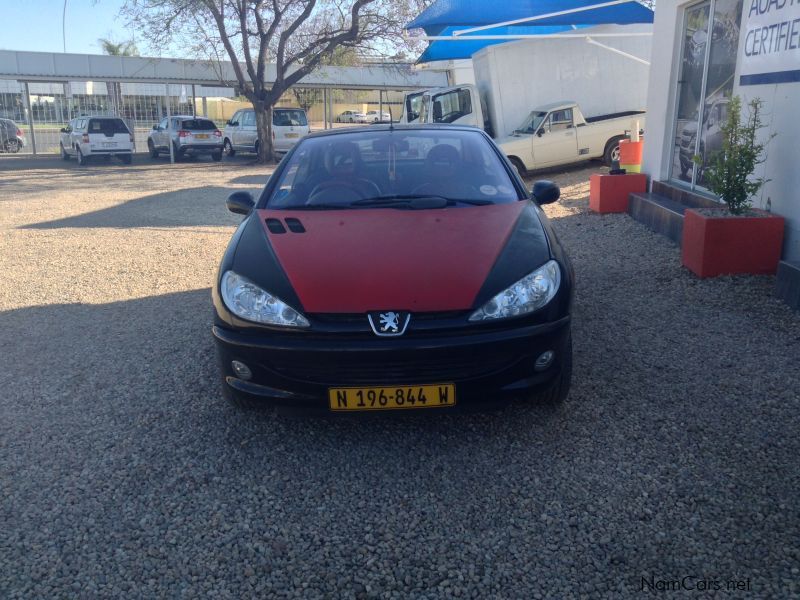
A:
253;102;275;164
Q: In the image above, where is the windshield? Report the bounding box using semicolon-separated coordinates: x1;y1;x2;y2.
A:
265;129;520;210
514;111;547;135
273;110;308;127
181;119;216;130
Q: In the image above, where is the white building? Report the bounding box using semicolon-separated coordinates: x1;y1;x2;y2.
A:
641;0;800;262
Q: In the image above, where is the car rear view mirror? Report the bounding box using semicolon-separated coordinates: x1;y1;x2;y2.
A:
531;180;560;205
537;128;545;137
227;191;255;215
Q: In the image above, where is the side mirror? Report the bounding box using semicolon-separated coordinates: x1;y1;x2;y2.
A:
60;128;67;133
227;191;255;215
228;120;238;127
537;128;545;137
531;180;560;205
152;124;159;130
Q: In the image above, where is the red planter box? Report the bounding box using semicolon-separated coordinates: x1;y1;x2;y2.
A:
589;173;647;213
681;208;785;278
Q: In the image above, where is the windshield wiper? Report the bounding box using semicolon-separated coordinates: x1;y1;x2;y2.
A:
350;194;450;206
446;198;494;206
350;195;451;209
285;203;354;210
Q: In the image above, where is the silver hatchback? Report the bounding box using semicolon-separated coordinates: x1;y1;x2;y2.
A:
147;116;223;161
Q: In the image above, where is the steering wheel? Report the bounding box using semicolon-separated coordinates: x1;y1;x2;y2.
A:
308;179;381;205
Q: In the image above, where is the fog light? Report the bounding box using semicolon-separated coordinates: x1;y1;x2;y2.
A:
231;360;252;380
535;351;555;372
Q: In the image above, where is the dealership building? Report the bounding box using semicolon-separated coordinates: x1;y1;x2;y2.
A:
640;0;800;263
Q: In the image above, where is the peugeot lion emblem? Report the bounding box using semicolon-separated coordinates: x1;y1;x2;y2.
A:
368;311;411;337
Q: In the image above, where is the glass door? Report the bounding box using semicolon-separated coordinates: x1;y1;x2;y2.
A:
670;1;711;186
669;0;742;191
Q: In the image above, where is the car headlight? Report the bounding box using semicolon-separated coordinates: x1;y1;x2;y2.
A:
469;260;561;322
220;271;309;328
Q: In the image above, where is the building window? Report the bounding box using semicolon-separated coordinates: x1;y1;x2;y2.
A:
669;0;742;191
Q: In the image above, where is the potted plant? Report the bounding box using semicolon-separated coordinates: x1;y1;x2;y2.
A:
681;96;783;278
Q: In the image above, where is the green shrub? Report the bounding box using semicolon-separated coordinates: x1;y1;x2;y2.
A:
696;96;771;215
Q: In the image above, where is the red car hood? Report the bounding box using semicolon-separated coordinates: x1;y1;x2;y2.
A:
257;203;525;313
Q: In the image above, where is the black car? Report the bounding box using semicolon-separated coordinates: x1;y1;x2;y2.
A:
0;118;25;153
212;125;574;413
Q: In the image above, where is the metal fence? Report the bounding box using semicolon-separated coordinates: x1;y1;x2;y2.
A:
0;78;406;157
0;79;236;156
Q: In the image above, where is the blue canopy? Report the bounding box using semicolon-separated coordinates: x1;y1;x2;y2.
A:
417;25;589;63
406;0;654;63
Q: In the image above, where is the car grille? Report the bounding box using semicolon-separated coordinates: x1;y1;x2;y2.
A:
265;349;525;385
311;311;468;324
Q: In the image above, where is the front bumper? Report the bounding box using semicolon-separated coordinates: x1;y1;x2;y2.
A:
212;316;571;412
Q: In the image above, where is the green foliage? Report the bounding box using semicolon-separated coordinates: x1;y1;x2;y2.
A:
98;38;139;57
696;96;771;215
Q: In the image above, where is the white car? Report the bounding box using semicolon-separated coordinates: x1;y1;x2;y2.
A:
336;110;367;124
223;107;309;156
59;116;134;165
365;110;391;123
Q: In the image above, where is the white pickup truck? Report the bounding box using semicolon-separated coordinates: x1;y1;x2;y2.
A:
497;101;645;175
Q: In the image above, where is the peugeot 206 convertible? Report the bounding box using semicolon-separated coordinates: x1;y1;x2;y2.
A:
212;124;574;413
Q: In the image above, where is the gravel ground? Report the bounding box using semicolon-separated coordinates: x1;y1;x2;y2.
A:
1;156;799;598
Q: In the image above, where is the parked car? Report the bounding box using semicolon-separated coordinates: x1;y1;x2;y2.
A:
365;110;392;123
679;97;729;179
0;118;25;153
336;110;367;123
223;107;309;157
212;125;574;412
59;116;133;165
496;101;646;174
270;108;310;154
147;115;223;161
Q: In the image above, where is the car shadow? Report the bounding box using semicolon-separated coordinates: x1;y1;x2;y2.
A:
228;174;271;186
20;186;246;229
0;289;570;459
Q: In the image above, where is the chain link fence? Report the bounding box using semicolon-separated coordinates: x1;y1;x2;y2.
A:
0;79;237;156
0;78;406;157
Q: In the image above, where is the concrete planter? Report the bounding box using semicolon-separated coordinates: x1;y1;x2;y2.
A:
589;173;647;214
681;208;785;278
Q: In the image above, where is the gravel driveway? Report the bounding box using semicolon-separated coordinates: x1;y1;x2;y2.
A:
1;157;799;598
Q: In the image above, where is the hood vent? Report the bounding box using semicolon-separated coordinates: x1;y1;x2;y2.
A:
284;218;305;233
265;218;287;234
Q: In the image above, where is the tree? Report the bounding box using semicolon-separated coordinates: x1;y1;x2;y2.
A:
98;38;140;56
98;38;140;117
124;1;413;163
292;87;321;112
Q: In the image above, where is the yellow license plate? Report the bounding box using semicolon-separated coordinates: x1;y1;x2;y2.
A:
329;383;456;411
285;133;299;138
195;134;209;139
